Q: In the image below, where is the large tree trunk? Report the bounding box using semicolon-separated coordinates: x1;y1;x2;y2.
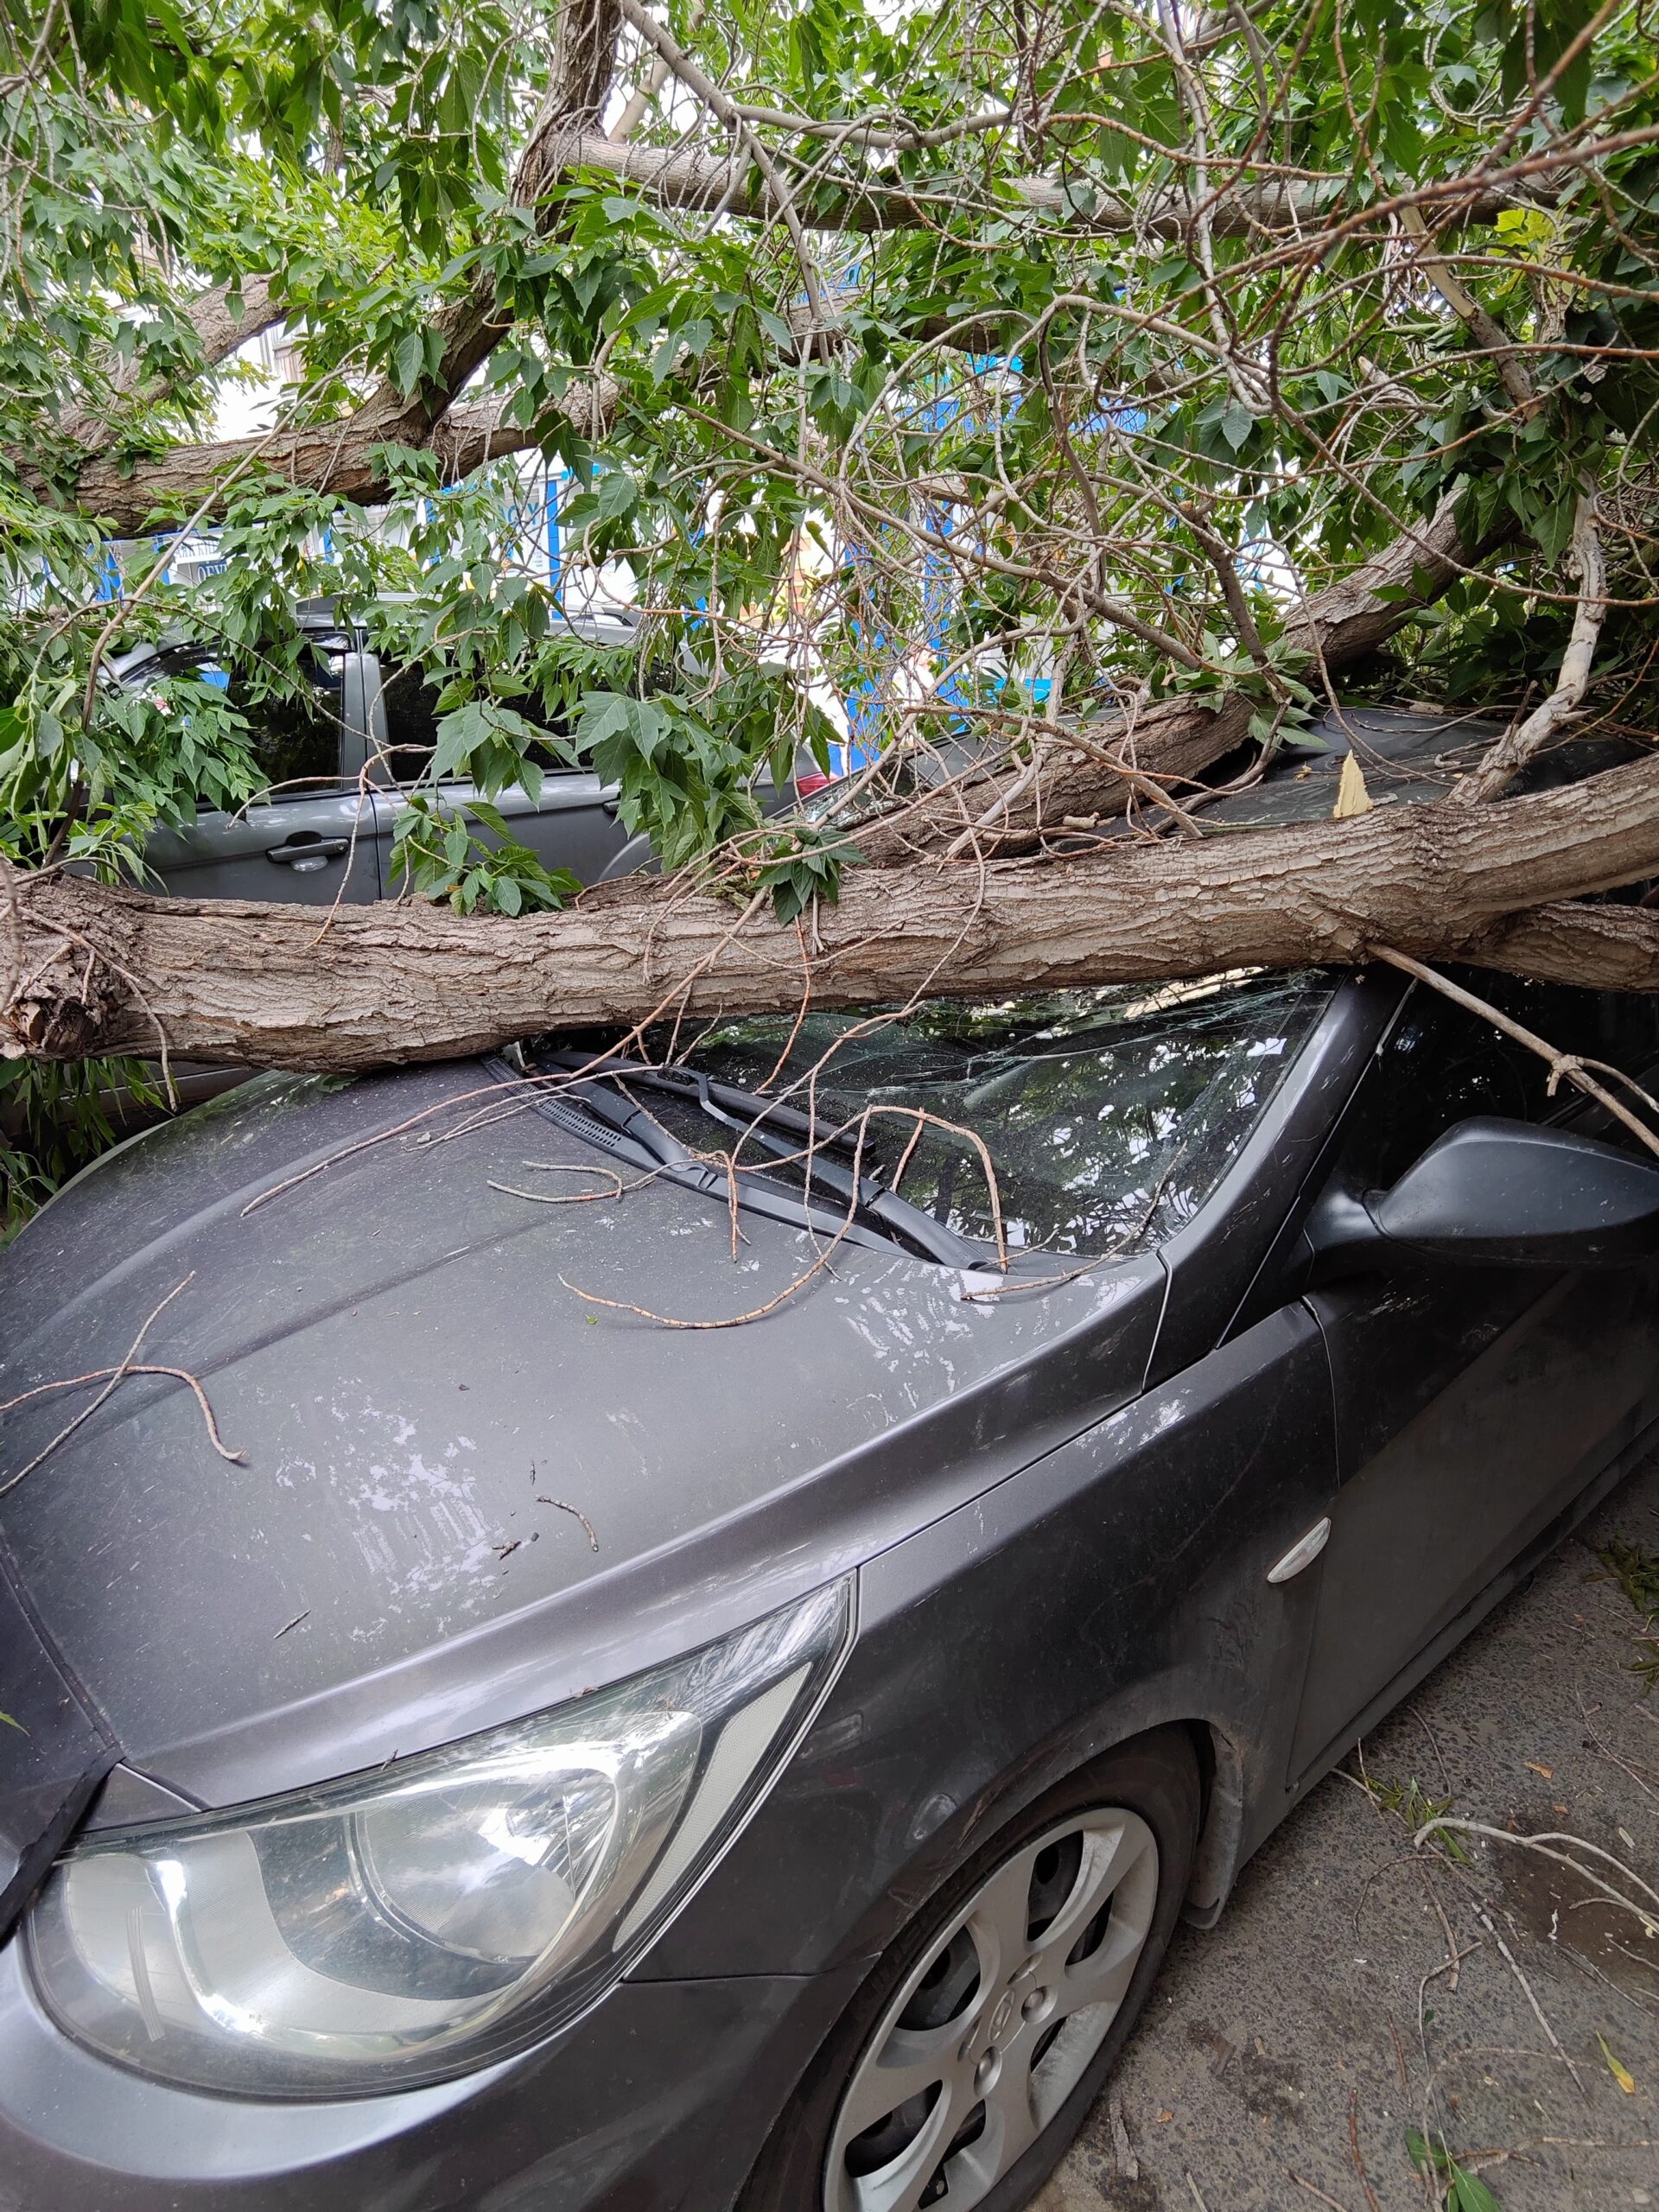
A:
10;754;1659;1073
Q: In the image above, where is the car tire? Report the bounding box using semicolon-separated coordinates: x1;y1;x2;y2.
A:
737;1728;1200;2212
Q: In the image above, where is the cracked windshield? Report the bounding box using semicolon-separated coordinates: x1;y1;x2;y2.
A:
674;971;1335;1258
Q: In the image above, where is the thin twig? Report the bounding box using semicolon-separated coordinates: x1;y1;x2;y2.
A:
1416;1818;1659;1931
1473;1904;1588;2101
1421;1863;1465;1994
1287;2175;1354;2212
1373;949;1659;1161
1349;2088;1382;2212
0;1277;241;1490
487;1162;633;1204
537;1494;601;1550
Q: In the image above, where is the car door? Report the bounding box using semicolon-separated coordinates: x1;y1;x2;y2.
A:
1286;969;1659;1783
139;639;379;906
364;657;634;889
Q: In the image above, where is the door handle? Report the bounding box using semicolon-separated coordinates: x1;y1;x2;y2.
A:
266;836;351;873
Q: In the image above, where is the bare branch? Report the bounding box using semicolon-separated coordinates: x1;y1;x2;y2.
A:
1399;204;1538;414
542;130;1554;237
615;0;827;323
1371;945;1659;1158
1460;491;1609;802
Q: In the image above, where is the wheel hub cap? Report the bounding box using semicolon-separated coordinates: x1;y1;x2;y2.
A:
823;1806;1160;2212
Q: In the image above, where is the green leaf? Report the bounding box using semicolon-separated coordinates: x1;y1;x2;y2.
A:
575;693;634;747
391;329;425;395
595;469;638;522
1219;397;1256;452
431;701;492;781
1407;2128;1503;2210
1446;2167;1503;2212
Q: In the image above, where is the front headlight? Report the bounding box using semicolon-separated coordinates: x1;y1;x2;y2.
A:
28;1580;851;2096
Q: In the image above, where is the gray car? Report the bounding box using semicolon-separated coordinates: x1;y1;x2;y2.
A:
4;713;1659;2212
114;601;656;905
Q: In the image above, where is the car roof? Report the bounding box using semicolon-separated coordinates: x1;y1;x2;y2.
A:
1187;703;1643;830
105;599;639;684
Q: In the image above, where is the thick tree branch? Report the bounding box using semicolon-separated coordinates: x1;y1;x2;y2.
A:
67;6;624;533
68;379;618;536
51;276;281;461
176;277;282;379
540;130;1545;237
1461;899;1659;992
10;751;1659;1071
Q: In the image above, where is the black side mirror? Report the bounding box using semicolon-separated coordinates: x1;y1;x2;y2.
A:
1307;1116;1659;1277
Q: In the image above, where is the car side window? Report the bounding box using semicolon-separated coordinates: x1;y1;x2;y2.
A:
377;660;442;782
378;662;572;786
137;648;343;800
1363;968;1659;1188
229;649;346;792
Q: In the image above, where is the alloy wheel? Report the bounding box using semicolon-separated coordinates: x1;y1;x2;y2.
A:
823;1807;1160;2212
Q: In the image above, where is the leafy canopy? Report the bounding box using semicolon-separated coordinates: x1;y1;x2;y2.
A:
2;0;1657;902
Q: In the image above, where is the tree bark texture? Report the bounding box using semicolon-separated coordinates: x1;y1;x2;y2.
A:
68;383;616;537
10;753;1659;1072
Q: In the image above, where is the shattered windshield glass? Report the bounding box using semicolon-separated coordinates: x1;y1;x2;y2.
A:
671;971;1336;1259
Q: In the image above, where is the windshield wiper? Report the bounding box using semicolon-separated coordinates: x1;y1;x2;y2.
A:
532;1049;985;1268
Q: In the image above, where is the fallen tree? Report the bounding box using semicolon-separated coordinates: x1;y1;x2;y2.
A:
12;753;1659;1071
3;0;1658;1190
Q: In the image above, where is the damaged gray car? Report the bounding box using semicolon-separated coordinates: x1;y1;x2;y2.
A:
4;711;1659;2212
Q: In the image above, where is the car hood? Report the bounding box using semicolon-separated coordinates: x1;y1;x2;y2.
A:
0;1062;1162;1812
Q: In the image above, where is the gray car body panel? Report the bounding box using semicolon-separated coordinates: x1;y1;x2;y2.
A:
0;1931;865;2212
143;785;384;905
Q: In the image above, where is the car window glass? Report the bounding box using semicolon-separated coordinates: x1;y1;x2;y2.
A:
378;662;572;785
137;645;346;798
1362;966;1659;1188
672;971;1336;1257
377;659;442;780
